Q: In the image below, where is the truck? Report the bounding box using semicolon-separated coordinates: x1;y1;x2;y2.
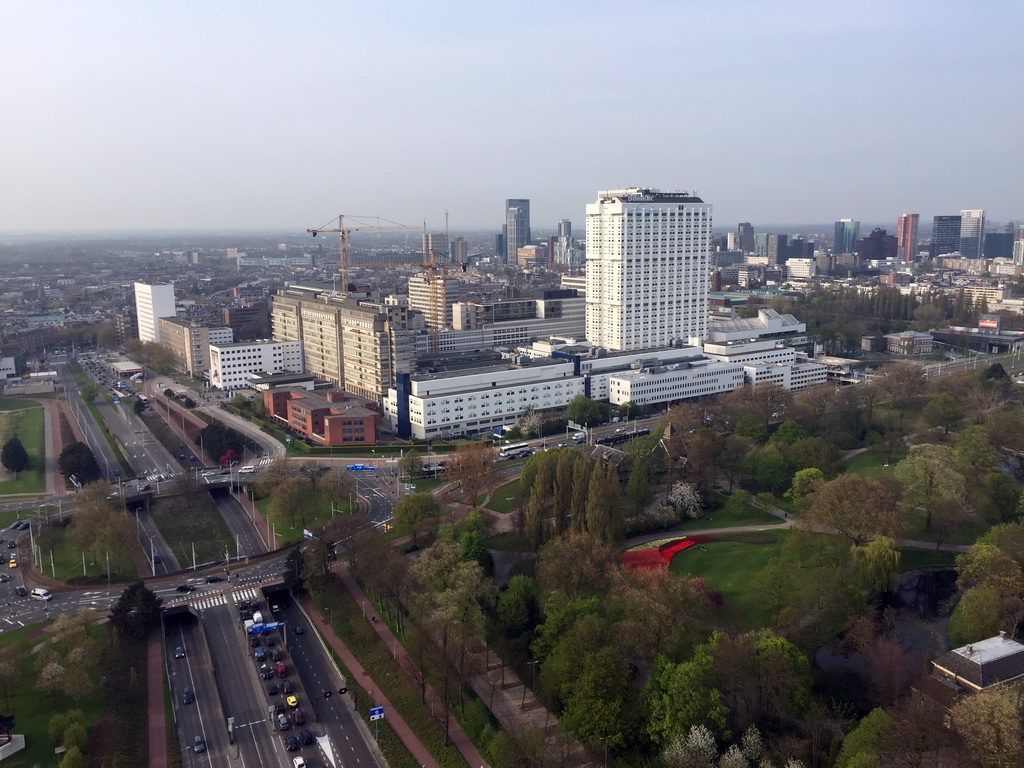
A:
252;611;264;626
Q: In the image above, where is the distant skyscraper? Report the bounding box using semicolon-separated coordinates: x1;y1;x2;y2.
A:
585;187;711;351
737;222;755;253
134;282;176;343
856;229;898;262
767;233;787;264
932;215;962;257
554;220;575;267
753;233;769;259
959;209;985;259
422;232;448;262
504;199;531;265
896;214;919;262
451;236;468;264
834;219;860;254
984;232;1014;260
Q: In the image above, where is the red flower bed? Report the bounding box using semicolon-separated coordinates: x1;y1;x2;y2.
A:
620;535;713;573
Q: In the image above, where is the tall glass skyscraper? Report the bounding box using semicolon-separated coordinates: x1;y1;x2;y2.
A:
504;199;531;265
959;209;986;259
932;215;962;257
834;219;860;254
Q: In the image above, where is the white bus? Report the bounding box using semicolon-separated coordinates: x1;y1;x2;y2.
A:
499;442;531;459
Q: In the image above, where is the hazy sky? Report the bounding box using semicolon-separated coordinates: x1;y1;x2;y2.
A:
2;1;1021;234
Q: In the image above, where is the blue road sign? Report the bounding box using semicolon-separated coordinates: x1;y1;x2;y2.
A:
369;706;384;721
112;398;120;404
346;464;365;471
303;529;314;540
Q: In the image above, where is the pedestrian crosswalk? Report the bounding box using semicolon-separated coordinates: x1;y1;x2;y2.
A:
169;585;264;611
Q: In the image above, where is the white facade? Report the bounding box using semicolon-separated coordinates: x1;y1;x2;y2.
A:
208;340;303;390
608;360;746;406
585;188;712;351
959;209;986;260
786;258;817;280
133;282;176;343
742;360;828;391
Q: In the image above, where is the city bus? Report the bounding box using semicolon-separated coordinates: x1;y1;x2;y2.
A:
499;442;531;460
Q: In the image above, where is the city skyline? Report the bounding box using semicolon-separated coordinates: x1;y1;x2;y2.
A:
1;1;1021;233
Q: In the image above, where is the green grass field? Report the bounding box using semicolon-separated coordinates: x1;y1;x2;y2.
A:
33;522;138;583
0;402;46;494
480;477;523;514
256;491;358;546
670;531;790;630
904;508;988;546
0;621;106;768
151;493;236;568
676;496;785;531
843;448;909;478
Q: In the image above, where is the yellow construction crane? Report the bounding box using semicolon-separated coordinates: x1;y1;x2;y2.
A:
307;215;417;292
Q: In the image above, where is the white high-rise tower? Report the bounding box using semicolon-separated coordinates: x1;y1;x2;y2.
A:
959;209;986;260
585;188;712;351
133;282;176;343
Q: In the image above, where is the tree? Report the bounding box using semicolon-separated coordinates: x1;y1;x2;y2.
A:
801;474;905;547
496;574;537;638
393;492;442;548
198;423;247;465
769;420;809;446
1;436;28;479
835;708;892;768
109;580;162;640
850;536;901;593
876;361;926;431
132;398;146;416
398;449;423;479
565;394;604;428
77;381;101;403
297;461;329;489
668;482;703;519
535;531;615;600
921;392;965;434
955;425;1000;475
949;687;1024;768
785;467;824;506
58;442;101;485
894;444;966;532
444;442;498;509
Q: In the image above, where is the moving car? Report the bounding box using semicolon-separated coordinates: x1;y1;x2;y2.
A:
283;736;299;751
254;647;266;662
8;557;16;568
193;736;205;753
174;646;185;659
176;584;195;593
15;586;27;597
267;683;279;696
30;588;52;601
277;713;291;730
281;680;294;694
293;758;307;768
292;709;305;725
300;729;314;745
0;573;8;583
286;695;298;708
182;688;194;704
293;625;304;635
205;574;223;583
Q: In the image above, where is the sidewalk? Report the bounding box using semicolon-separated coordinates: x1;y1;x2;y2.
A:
332;564;490;768
147;628;169;768
296;593;439;768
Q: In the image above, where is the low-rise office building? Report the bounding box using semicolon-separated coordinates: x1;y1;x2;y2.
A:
263;388;379;445
209;340;303;390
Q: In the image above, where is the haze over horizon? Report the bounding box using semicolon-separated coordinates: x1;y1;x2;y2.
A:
2;1;1021;234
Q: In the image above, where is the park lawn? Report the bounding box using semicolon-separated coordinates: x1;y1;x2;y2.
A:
843;448;909;478
674;503;785;531
0;403;46;494
899;547;957;571
0;621;106;768
670;531;791;631
256;491;357;546
904;508;988;547
34;522;138;583
0;398;42;412
480;477;523;514
151;494;236;568
481;531;531;551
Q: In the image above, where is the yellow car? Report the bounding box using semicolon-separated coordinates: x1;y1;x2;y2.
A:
8;558;16;568
286;695;298;708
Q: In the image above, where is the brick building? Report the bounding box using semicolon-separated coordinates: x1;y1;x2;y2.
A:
263;388;379;446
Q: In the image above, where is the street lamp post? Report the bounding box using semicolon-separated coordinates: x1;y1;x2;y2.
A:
521;659;538;710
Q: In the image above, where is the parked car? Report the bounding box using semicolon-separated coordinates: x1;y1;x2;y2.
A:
30;588;52;601
277;713;291;730
286;695;298;708
292;709;305;725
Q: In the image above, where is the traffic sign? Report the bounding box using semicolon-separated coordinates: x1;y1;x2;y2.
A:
346;463;365;471
285;436;292;442
303;529;314;540
369;706;384;721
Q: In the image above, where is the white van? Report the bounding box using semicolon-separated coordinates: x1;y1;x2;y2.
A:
239;466;257;474
30;588;53;601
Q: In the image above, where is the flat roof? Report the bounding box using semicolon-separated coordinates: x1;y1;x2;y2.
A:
410;356;572;383
110;360;143;373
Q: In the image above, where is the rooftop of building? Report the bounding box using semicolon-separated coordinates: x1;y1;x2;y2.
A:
249;371;314;385
277;388;377;417
210;339;292;350
933;633;1024;688
409;355;573;383
595;188;704;205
